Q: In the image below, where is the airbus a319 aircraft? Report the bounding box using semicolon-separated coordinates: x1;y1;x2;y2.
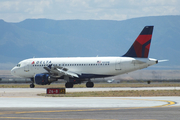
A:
11;26;160;88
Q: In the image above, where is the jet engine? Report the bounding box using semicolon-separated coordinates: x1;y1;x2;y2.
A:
34;73;57;85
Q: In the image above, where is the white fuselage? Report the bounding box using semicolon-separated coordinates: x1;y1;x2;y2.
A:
11;57;157;79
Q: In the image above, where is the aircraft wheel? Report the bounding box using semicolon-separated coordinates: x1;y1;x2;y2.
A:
147;81;151;84
65;82;74;88
86;82;94;88
30;83;35;88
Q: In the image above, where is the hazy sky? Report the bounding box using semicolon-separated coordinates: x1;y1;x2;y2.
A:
0;0;179;22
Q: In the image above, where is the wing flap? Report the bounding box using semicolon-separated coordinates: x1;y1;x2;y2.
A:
43;65;78;78
56;68;79;78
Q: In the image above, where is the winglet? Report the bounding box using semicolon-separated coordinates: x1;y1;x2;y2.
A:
123;26;154;58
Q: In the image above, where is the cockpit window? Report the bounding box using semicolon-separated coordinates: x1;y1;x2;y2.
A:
17;64;21;67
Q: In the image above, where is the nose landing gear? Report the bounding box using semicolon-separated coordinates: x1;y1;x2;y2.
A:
30;83;35;88
30;78;35;88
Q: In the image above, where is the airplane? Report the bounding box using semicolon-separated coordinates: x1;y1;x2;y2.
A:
11;26;160;88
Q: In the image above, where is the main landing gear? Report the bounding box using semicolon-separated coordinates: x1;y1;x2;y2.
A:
65;82;74;88
86;81;94;88
65;81;94;88
147;81;151;84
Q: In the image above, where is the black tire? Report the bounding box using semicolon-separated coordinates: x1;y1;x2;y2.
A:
30;84;35;88
86;82;94;88
147;81;151;84
65;82;74;88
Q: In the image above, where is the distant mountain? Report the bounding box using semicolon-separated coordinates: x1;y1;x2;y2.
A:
0;15;180;70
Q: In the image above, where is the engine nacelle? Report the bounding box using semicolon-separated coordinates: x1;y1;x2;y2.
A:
34;74;57;85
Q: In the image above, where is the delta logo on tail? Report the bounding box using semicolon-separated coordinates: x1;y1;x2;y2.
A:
123;26;153;58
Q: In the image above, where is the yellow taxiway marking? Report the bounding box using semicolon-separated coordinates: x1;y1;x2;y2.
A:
131;119;157;120
116;98;176;108
0;98;176;119
0;117;118;120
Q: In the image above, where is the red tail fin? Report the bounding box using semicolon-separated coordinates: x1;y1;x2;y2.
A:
123;26;154;58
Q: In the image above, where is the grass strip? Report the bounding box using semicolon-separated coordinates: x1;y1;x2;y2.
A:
38;90;180;97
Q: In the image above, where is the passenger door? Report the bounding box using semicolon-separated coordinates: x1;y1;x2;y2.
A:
24;65;29;72
115;58;121;70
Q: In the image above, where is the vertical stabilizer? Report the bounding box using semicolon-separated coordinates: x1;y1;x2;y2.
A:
123;26;154;58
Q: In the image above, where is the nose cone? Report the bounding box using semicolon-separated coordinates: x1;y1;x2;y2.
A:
11;67;19;77
11;67;16;76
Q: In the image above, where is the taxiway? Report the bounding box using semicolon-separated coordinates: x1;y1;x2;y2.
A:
0;87;180;120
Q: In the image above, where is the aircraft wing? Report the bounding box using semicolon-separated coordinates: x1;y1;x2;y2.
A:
43;67;51;73
43;65;79;78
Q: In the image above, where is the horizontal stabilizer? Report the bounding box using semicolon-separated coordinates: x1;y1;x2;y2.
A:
158;60;169;63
